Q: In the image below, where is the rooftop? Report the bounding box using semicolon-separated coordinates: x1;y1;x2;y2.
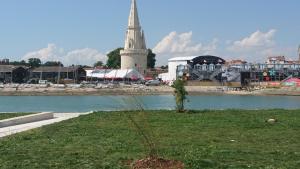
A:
168;56;198;62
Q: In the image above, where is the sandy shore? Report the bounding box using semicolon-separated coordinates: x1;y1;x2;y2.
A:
1;86;300;96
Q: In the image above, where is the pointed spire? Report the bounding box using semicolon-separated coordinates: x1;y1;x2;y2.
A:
120;0;148;74
128;0;140;29
298;45;300;62
141;30;147;49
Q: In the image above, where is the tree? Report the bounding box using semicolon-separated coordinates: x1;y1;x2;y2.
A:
9;60;27;66
160;65;168;70
93;61;104;67
28;58;41;68
106;48;123;69
20;60;27;65
147;49;156;68
106;48;156;69
44;61;63;67
172;79;188;112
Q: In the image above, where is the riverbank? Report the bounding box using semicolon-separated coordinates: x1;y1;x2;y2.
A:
1;85;300;96
0;110;299;168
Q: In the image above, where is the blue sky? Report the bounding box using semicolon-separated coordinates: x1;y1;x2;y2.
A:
0;0;299;65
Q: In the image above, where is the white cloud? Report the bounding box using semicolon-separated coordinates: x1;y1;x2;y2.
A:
64;48;106;66
153;31;218;65
23;44;107;66
232;29;276;50
229;29;276;51
226;29;278;62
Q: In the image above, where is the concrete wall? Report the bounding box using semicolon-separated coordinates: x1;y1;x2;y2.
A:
0;112;54;128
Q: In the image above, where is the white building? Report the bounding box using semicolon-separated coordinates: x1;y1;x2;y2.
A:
266;56;287;64
159;55;226;82
167;56;197;81
158;56;197;82
120;0;148;75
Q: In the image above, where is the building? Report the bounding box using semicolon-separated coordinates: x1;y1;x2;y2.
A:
0;59;9;65
30;66;86;83
226;60;247;66
120;0;148;75
166;56;198;81
0;65;29;83
159;55;226;82
146;68;168;80
266;56;287;64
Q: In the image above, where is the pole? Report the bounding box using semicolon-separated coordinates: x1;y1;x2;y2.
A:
39;62;43;83
11;69;13;83
73;66;76;84
67;67;69;79
57;66;61;84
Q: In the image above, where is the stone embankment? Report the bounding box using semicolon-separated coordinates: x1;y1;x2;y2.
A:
1;83;300;96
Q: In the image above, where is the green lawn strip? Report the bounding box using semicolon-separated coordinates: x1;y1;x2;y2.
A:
0;113;33;120
0;110;299;169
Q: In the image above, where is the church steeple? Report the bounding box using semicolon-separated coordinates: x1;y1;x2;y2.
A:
128;0;140;29
124;0;146;50
120;0;148;75
298;45;300;62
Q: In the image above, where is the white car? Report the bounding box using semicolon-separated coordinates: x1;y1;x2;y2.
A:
145;80;161;86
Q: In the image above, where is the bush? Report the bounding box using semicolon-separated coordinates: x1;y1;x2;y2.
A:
172;79;188;112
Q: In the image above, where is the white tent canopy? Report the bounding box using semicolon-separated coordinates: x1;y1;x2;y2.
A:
86;69;144;80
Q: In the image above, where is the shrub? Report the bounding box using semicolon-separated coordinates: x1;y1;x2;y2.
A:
172;79;188;112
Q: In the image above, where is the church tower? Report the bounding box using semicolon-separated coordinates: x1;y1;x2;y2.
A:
120;0;148;75
298;45;300;63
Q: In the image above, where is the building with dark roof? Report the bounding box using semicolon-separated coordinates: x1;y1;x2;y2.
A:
0;65;29;83
30;66;86;83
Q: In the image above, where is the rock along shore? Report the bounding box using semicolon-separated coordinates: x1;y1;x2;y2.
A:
1;85;300;96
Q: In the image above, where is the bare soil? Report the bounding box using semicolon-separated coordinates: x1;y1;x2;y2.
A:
131;157;184;169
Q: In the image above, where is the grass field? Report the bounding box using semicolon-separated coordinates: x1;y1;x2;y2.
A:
0;113;32;120
0;110;299;169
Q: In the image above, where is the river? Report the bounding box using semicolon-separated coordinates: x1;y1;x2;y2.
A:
0;95;300;112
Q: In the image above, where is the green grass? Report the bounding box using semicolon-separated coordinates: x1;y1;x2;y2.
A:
0;113;32;120
0;110;299;169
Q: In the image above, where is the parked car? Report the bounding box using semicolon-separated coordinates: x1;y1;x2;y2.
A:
145;79;161;86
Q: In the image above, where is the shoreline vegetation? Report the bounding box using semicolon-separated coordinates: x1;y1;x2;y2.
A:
1;86;300;96
0;110;299;168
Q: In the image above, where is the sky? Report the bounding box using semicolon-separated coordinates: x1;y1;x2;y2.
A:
0;0;299;66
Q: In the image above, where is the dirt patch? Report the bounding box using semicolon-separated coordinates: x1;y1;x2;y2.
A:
131;157;184;169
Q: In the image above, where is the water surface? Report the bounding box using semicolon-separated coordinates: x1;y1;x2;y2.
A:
0;95;299;112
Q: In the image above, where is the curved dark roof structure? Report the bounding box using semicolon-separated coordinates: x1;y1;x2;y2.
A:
190;55;226;66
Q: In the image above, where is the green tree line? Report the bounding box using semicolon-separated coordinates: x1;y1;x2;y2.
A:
3;48;156;69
